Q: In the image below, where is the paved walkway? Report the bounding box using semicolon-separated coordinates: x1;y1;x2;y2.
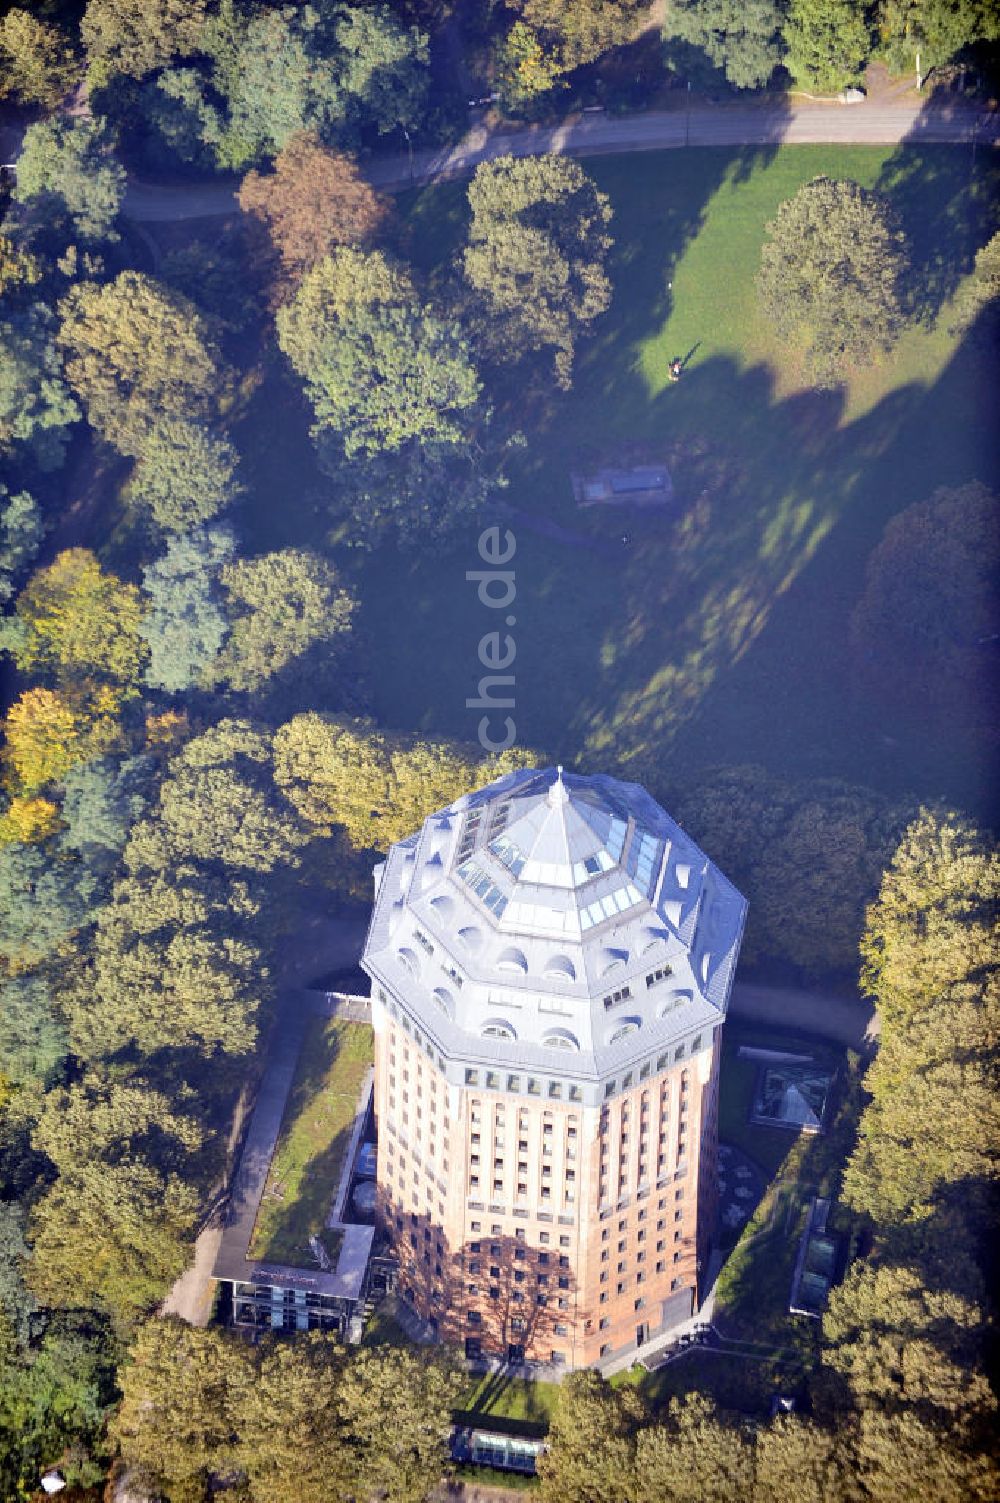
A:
120;95;997;222
730;980;877;1050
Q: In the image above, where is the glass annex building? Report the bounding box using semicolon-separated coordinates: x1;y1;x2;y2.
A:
361;766;747;1369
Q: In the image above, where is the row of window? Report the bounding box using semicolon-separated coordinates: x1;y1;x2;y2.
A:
603;1040;702;1098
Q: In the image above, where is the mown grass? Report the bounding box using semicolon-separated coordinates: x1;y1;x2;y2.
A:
455;1374;561;1438
249;1017;373;1266
336;143;998;822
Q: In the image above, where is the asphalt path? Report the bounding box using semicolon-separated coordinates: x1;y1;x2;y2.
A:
121;96;997;221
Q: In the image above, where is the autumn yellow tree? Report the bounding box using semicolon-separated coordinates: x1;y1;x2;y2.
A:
273;712;539;850
3;688;85;793
8;548;147;692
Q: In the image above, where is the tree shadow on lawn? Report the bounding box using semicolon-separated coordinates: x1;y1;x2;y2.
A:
876;136;1000;328
551;309;997;810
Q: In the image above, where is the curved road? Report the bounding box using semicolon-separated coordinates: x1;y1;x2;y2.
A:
122;96;997;221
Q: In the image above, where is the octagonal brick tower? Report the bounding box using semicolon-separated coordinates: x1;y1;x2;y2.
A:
361;766;747;1370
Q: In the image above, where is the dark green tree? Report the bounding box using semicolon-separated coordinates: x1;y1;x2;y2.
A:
0;974;68;1091
0;304;80;472
879;0;1000;80
951;231;1000;338
127;419;244;534
665;0;786;88
0;846;99;971
0;487;44;606
277;248;482;456
463;155;613;388
333;4;430;137
13;118;125;245
757;177;907;384
783;0;871;91
141;527;234;693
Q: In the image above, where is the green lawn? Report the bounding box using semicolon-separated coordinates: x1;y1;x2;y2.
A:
248;1017;373;1266
455;1373;560;1439
327;144;997;822
713;1049;863;1351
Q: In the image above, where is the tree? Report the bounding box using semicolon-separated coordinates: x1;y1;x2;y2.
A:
858;809;998;1025
234;1334;350;1503
0;974;68;1091
537;1369;642;1503
0;9;81;108
13;117;126;245
0;795;62;847
665;0;785;89
239;134;389;288
141;527;234;693
822;1257;993;1423
783;0;871;92
0;233;42;302
60;754;156;860
853;1408;1000;1501
320;429;517;547
851;483;999;717
81;871;265;1058
463;155;613;388
8;548;147;691
273;713;536;851
0;487;43;606
134;65;225;173
494;23;565;115
632;1396;754;1503
2;688;89;793
126;418;244;533
82;0;208;82
113;1320;249;1500
0;844;99;970
277;248;482;457
752;1416;849;1503
509;0;642;68
0;1321;112;1501
332;4;430;137
879;0;1000;80
28;1155;200;1328
135;720;306;875
212;549;355;696
951;231;1000;338
756;177;907;384
672;765;914;976
337;1346;464;1503
57;272;233;457
203;0;344;169
0;304;80;471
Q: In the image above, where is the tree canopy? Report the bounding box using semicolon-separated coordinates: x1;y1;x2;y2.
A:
756;177;908;384
784;0;870;91
851;482;999;718
0;9;81;108
126;418;244;534
665;0;786;89
463;155;613;388
13;118;125;246
239;134;389;289
6;548;147;692
57;272;233;457
82;0;208;82
278;248;482;457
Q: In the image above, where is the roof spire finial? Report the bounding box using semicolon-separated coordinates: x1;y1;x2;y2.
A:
548;765;569;808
